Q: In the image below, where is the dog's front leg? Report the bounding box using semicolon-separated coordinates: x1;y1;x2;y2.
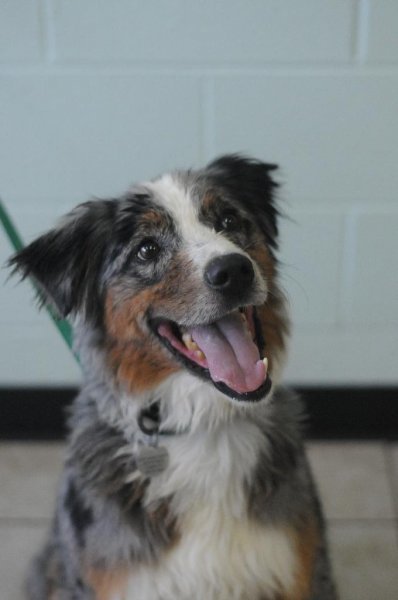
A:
26;422;148;600
26;529;96;600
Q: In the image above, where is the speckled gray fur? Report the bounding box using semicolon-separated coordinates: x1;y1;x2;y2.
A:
13;155;338;599
26;348;337;599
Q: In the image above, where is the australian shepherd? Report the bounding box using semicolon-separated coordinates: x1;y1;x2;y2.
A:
11;155;336;599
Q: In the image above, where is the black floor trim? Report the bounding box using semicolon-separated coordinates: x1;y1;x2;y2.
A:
0;386;397;440
0;388;75;440
298;386;398;440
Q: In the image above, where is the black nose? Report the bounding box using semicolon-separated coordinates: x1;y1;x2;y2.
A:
205;253;254;293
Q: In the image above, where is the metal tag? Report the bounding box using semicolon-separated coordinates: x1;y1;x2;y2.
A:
136;444;169;476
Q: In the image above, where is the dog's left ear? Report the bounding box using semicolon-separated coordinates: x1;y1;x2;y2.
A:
207;154;280;248
9;200;114;320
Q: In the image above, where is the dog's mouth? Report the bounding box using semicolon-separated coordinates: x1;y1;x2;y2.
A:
150;307;271;402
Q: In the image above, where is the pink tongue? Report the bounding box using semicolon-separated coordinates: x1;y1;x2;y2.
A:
190;313;266;394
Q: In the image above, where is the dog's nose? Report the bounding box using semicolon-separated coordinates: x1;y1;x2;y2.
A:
205;253;254;293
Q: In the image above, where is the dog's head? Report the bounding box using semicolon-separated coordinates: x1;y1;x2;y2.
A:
11;155;288;403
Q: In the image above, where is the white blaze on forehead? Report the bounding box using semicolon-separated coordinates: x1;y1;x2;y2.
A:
146;174;249;268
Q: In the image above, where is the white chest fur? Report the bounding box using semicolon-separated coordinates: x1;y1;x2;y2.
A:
121;412;297;600
124;507;296;600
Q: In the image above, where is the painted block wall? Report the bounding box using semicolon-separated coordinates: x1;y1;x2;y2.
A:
0;0;397;386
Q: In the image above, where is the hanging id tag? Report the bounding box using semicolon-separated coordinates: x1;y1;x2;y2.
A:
136;403;169;477
136;443;169;477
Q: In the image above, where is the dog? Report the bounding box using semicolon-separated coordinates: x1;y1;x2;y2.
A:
11;155;336;599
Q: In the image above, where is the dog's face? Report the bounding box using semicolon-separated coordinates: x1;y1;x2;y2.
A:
11;155;288;403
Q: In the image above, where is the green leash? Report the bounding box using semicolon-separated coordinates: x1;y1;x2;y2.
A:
0;199;78;363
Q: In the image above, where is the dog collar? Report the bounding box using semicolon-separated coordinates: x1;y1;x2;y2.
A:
138;401;162;435
136;400;190;478
138;400;190;437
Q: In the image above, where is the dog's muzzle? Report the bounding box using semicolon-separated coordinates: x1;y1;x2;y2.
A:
150;253;272;402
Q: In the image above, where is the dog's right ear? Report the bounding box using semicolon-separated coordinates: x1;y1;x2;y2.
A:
9;200;115;319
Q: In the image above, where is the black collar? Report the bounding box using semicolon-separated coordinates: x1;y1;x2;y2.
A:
138;401;161;435
138;400;190;437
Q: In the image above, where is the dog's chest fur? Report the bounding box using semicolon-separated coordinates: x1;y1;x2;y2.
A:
124;514;295;600
119;403;297;600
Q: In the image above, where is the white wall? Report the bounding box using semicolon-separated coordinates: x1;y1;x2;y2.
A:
1;1;397;386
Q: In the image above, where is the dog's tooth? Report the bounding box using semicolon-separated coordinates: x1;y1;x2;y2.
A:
262;357;269;371
182;333;195;349
195;350;205;361
183;333;201;352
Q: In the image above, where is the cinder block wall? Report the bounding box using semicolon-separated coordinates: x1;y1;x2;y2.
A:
1;1;397;386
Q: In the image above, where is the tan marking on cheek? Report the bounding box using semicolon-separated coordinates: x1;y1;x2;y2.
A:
247;243;276;280
256;299;288;375
113;347;179;394
85;568;129;600
105;287;179;393
248;243;289;375
105;285;159;339
104;251;200;394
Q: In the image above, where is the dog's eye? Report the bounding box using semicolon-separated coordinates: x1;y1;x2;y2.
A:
137;239;160;261
219;212;240;232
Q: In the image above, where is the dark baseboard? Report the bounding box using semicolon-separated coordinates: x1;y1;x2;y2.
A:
297;386;397;440
0;387;74;440
0;386;397;441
